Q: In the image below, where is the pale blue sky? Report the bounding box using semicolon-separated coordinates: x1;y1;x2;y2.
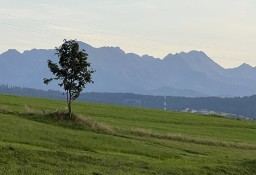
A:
0;0;256;68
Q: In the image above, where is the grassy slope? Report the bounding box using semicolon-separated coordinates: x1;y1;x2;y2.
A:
0;94;255;175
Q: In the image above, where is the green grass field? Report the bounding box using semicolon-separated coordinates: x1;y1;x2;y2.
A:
0;94;255;174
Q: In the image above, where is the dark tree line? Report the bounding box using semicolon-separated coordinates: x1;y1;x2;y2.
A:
1;85;256;119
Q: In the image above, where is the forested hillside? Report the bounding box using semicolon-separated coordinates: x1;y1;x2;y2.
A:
1;85;255;119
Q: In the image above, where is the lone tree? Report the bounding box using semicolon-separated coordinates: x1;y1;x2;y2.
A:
44;39;95;118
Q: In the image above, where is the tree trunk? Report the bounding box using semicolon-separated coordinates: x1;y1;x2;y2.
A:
66;91;68;104
68;100;72;119
66;90;72;119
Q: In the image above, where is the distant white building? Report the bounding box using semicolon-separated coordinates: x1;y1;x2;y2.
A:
191;109;197;113
182;108;190;112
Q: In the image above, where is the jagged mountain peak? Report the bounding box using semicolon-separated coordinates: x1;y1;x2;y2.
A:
77;41;94;50
1;49;21;57
141;54;160;60
162;50;224;73
22;48;54;54
98;46;126;56
187;50;207;56
164;50;207;60
237;63;253;69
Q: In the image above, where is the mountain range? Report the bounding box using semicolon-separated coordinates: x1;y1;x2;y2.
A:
1;41;256;97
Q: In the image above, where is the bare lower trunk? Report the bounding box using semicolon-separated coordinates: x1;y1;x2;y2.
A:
68;100;72;118
66;91;68;104
66;90;72;119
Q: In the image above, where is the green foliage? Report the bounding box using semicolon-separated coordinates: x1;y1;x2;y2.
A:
0;94;255;174
44;39;95;117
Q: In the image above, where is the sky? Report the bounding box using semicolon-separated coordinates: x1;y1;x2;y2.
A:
0;0;256;68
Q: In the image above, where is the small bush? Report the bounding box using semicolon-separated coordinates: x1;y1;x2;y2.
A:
44;110;115;133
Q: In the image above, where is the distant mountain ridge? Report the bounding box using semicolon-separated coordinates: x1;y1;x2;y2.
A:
1;41;256;97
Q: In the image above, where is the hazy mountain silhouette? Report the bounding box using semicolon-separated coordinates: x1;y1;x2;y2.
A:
1;41;256;97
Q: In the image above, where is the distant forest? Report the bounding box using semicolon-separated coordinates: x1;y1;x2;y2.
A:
0;84;256;119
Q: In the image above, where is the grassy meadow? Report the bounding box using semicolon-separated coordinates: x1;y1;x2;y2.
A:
0;94;255;174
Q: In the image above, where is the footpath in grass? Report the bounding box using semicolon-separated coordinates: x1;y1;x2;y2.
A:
0;94;256;174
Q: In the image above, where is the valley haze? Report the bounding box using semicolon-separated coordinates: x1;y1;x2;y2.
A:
1;41;256;97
